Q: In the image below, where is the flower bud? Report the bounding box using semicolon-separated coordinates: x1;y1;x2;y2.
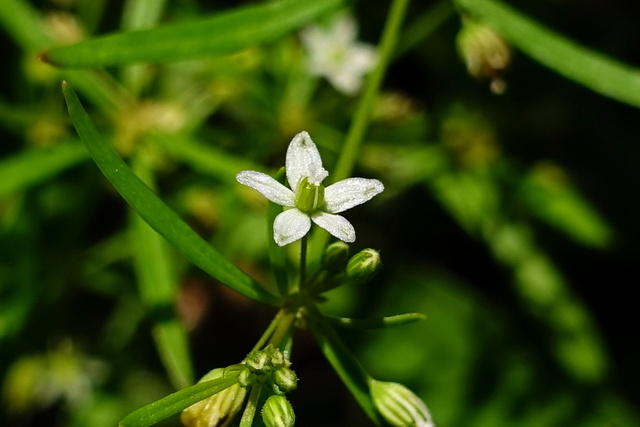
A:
273;367;298;393
370;380;434;427
261;395;295;427
322;241;350;272
181;368;247;427
346;249;381;285
456;18;511;94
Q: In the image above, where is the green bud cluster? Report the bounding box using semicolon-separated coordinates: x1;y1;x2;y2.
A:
241;345;298;395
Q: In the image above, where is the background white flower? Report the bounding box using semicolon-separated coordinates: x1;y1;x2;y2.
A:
237;131;384;246
300;13;378;95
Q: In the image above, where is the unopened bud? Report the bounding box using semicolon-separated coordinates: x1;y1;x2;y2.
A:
322;241;350;272
181;368;247;427
261;395;295;427
370;380;434;427
273;367;298;393
346;249;381;285
457;18;511;94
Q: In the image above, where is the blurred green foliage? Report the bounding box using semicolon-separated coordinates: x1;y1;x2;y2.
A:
1;0;639;426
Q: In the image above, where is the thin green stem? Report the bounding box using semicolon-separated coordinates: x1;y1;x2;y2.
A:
251;309;285;353
268;311;296;348
395;0;454;57
239;384;263;427
299;234;308;290
331;0;411;183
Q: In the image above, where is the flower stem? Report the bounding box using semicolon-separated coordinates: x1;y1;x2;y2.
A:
299;234;308;290
239;383;263;427
331;0;411;183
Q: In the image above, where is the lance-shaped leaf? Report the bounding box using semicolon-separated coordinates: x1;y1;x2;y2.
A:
129;155;193;389
0;143;88;197
307;308;381;425
325;313;426;330
62;81;280;306
119;373;240;427
43;0;345;68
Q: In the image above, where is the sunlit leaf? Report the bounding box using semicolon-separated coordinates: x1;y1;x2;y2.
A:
62;81;281;306
129;155;193;389
0;143;88;197
44;0;346;68
119;374;239;427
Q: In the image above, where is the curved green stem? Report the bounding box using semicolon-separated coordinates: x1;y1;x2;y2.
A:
331;0;411;183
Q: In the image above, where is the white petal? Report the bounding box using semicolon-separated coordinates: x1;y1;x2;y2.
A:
273;209;311;246
285;131;329;190
324;178;384;213
236;170;295;207
311;212;355;243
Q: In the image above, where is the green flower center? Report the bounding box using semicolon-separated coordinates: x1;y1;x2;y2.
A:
295;177;325;214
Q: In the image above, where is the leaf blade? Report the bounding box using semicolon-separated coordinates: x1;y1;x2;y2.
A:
62;81;281;306
45;0;345;68
119;374;239;427
307;308;381;425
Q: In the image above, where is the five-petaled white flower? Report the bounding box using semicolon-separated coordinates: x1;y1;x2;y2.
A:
300;13;378;96
237;131;384;246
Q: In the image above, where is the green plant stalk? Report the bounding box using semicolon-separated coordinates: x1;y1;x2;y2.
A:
310;0;410;261
130;154;193;389
266;169;290;297
456;0;640;108
331;0;410;183
120;0;168;95
395;0;454;57
308;307;381;425
299;234;308;292
0;143;88;197
239;384;263;427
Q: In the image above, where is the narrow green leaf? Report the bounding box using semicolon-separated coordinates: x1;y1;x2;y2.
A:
152;133;258;184
0;143;88;197
129;155;193;389
0;0;129;111
456;0;640;108
62;81;281;306
325;313;427;330
44;0;346;68
307;308;381;425
119;374;239;427
0;0;50;51
519;166;613;248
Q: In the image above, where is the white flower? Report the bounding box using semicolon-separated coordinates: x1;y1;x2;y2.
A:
300;13;378;95
236;131;384;246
